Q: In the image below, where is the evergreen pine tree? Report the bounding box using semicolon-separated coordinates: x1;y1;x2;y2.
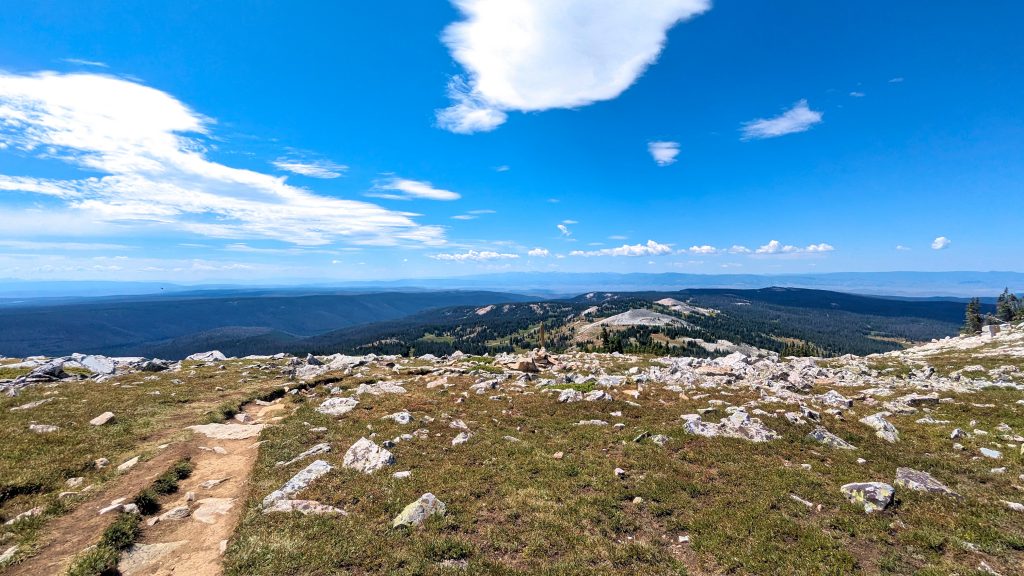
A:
996;288;1014;322
962;297;982;334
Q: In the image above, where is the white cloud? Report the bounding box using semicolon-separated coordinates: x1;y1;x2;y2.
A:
273;158;348;179
571;239;672;257
527;247;550;257
687;244;718;254
931;236;951;250
0;72;444;247
437;0;711;133
562;219;578;224
557;224;571;236
889;77;904;83
369;177;461;201
741;99;823;140
495;165;510;172
896;244;911;251
849;91;865;98
609;235;628;241
431;250;520;261
727;245;752;254
648;141;680;166
755;240;834;255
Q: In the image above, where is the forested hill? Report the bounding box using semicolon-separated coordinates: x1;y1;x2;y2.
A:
0;290;531;358
297;287;993;359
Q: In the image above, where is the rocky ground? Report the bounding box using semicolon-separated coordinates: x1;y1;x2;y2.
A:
1;324;1022;575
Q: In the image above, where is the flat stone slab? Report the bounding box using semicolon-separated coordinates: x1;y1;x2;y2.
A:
262;460;334;507
894;467;960;497
188;423;265;440
120;541;188;575
192;497;235;524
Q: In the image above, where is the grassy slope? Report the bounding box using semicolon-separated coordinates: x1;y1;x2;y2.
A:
224;356;1023;576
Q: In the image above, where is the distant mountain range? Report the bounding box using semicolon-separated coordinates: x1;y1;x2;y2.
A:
2;270;1022;300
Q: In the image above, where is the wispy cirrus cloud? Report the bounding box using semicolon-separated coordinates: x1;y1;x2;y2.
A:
436;0;711;133
0;240;130;251
741;99;823;140
431;249;520;261
557;224;572;237
0;71;445;247
571;240;672;257
273;158;348;179
648;141;680;166
62;58;109;68
368;177;461;201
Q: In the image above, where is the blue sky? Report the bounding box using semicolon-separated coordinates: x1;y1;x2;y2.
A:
0;1;1021;282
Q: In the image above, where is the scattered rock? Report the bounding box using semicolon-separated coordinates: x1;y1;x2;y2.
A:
89;411;115;426
276;443;331;468
682;410;778;442
807;426;857;450
262;460;334;508
859;412;900;443
317;397;359;417
894;467;960;497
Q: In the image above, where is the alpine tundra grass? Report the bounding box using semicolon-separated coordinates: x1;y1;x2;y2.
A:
0;325;1022;575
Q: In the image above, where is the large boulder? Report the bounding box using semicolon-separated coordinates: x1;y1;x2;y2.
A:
78;355;116;375
186;351;227;362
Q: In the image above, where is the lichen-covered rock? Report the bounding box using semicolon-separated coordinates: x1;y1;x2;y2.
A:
343;437;394;474
859;412;900;443
894;467;960;497
841;482;895;513
807;426;857;450
391;493;446;528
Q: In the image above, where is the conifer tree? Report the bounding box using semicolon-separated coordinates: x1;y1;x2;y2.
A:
962;297;982;334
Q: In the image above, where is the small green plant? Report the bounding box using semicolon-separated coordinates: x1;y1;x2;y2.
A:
99;512;141;551
424;537;474;562
66;545;119;576
132;488;160;515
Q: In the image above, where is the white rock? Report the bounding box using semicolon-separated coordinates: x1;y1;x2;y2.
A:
90;411;115;426
343;438;395;474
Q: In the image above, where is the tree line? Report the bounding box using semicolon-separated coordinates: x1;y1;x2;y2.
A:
962;288;1022;333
